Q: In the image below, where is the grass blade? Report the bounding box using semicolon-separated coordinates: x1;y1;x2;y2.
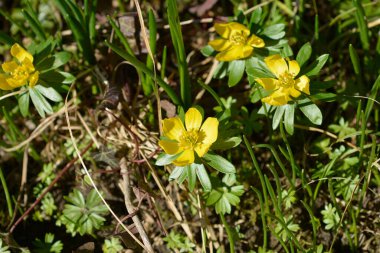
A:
106;40;182;106
167;0;191;109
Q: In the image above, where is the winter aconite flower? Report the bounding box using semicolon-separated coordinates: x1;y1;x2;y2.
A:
0;43;39;90
209;22;265;61
159;108;219;166
255;54;310;106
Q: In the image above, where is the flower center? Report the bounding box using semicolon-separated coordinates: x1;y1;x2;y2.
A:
278;72;295;88
179;130;199;149
229;30;247;45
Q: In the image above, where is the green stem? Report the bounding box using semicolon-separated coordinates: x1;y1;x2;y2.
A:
243;135;269;213
197;80;225;110
0;167;13;218
279;122;298;184
220;214;234;253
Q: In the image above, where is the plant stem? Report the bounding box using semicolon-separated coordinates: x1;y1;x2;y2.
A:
220;214;235;253
0;167;13;218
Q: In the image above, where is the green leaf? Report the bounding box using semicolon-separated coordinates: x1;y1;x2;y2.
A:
246;57;275;80
40;70;76;85
349;44;361;75
304;54;329;77
310;92;337;102
284;104;295;135
0;31;16;45
177;166;188;184
167;0;191;108
169;166;185;181
36;52;72;73
261;24;285;40
22;9;46;41
228;60;245;87
29;88;53;117
216;196;231;214
298;98;322;125
272;105;285;130
155;152;183;166
194;163;211;191
18;91;30;117
206;190;222;206
250;7;262;25
296;42;312;67
213;62;228;79
200;45;215;57
211;136;242;150
187;165;196;192
34;85;63;102
203;153;236;174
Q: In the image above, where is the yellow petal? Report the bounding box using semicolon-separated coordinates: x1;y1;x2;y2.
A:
262;91;289;106
173;149;194;166
215;45;252;61
247;34;265;48
0;74;14;90
200;117;219;145
6;77;26;88
185;108;203;131
265;54;288;78
288;60;300;77
1;61;19;73
295;75;310;95
195;143;212;158
159;140;182;155
22;58;35;72
255;78;278;90
11;43;33;63
241;45;254;58
162;117;186;141
289;88;301;98
214;23;232;38
208;38;232;51
227;22;250;37
214;22;249;38
29;71;39;87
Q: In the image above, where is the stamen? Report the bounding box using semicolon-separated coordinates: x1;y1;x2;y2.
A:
230;30;247;45
278;72;295;88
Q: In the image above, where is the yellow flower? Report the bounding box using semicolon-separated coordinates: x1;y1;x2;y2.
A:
159;108;219;166
255;54;310;106
208;22;265;62
0;43;39;90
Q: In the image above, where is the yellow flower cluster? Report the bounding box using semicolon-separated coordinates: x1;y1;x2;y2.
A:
0;43;39;90
208;22;265;62
256;55;310;106
209;22;310;106
159;108;219;166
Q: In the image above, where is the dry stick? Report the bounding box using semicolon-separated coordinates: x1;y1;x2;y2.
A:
9;141;94;233
2;102;76;152
0;89;24;101
64;87;148;251
131;0;163;134
243;0;275;15
77;112;100;149
119;158;154;252
195;59;219;103
139;151;195;241
163;18;214;29
21;143;29;206
294;124;359;151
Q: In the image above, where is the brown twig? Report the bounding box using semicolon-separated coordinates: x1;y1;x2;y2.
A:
119;158;154;252
9;141;94;234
